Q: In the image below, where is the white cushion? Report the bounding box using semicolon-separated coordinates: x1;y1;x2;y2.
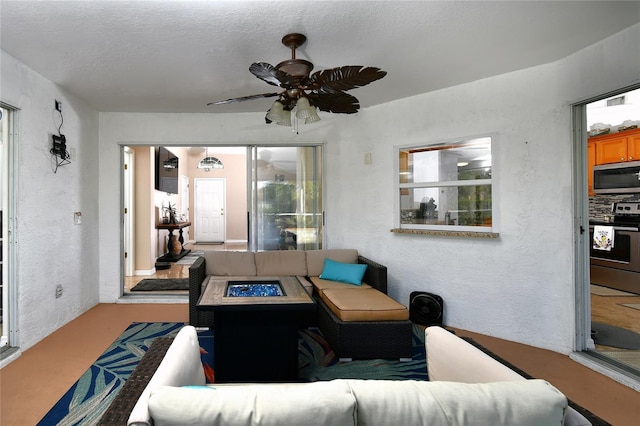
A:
148;381;356;426
346;379;567;426
127;326;206;426
425;326;524;383
425;326;591;426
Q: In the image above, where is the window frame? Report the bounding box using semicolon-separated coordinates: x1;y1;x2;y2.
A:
393;134;499;234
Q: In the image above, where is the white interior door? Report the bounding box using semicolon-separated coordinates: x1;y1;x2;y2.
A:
195;178;225;243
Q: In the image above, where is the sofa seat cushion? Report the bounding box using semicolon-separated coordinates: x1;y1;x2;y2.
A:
204;251;256;276
148;381;356;426
320;288;409;322
306;249;359;276
309;276;372;292
255;250;307;276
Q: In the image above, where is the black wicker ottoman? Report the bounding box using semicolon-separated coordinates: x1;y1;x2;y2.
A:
317;297;413;361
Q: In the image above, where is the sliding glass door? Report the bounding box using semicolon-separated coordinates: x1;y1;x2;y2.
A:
248;145;323;251
0;104;17;351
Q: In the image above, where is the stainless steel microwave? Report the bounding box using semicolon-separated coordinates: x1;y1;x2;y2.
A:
593;160;640;194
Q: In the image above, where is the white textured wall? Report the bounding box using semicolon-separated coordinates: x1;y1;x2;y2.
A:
89;24;627;354
327;24;640;353
1;50;100;350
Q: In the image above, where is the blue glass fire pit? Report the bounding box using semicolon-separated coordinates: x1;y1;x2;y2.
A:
226;281;285;297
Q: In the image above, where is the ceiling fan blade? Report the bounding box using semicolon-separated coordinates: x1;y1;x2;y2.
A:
307;92;360;114
250;62;297;88
207;92;280;106
309;66;387;93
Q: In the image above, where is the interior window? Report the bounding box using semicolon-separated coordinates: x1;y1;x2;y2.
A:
396;136;494;232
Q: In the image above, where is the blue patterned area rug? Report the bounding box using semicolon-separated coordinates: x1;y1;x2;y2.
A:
37;322;213;426
38;322;426;425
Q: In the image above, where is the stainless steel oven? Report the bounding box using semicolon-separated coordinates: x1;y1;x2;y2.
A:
589;226;640;273
589;202;640;295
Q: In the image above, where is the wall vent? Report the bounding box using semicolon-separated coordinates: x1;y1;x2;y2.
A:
606;96;625;107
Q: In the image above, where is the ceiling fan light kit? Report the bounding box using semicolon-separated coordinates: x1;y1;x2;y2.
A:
294;97;314;119
208;33;387;130
276;109;292;127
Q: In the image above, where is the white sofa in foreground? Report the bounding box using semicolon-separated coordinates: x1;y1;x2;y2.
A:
126;325;593;426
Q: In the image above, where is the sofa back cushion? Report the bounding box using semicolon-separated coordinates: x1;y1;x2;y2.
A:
425;326;524;383
424;326;592;426
204;251;256;276
306;249;359;276
255;250;307;276
127;326;206;426
345;378;567;426
148;381;356;426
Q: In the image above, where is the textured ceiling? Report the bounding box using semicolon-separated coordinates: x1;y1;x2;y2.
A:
1;1;638;114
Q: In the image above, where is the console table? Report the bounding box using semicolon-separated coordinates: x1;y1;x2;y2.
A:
156;221;191;262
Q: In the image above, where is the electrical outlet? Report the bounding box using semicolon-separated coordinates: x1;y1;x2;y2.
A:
74;212;82;225
55;285;63;298
55;100;62;112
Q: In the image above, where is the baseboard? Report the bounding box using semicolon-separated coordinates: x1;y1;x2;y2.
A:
134;269;155;276
570;351;640;392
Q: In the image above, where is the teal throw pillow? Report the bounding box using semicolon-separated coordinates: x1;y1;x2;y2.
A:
320;258;367;286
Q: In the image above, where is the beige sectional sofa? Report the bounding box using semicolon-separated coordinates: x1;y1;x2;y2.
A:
189;249;413;359
126;325;586;426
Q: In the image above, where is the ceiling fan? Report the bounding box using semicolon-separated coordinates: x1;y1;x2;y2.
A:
207;33;387;126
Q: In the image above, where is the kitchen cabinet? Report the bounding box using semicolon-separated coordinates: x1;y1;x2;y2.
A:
596;135;629;164
590;128;640;165
630;132;640;161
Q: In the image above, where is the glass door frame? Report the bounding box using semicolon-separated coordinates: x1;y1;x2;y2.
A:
0;102;18;351
247;144;325;252
572;84;640;385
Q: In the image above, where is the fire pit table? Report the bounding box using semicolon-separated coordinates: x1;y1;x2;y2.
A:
197;276;316;382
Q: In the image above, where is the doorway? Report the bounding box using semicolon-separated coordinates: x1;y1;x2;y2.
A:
576;86;640;377
180;175;190;243
123;147;135;277
194;178;225;243
122;144;324;295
